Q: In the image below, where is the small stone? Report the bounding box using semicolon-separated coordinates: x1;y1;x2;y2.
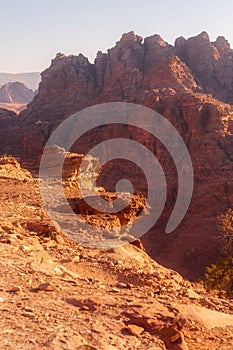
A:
24;306;34;313
44;312;51;321
116;260;123;265
60;258;73;263
3;330;13;334
127;324;145;336
37;283;56;291
21;245;32;252
153;272;162;280
43;237;51;243
82;305;90;311
116;283;128;289
8;286;22;293
22;311;35;318
187;288;200;300
0;236;11;244
98;284;106;289
145;279;155;286
170;333;181;343
73;255;80;263
55;235;64;244
110;288;120;293
43;240;55;248
0;297;4;303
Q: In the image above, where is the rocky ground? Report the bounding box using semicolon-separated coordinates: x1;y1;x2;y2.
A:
0;156;233;350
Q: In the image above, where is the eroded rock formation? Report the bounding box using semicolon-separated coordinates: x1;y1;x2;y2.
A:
1;31;233;277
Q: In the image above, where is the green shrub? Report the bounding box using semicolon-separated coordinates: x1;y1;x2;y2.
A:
204;256;233;297
204;209;233;297
218;208;233;255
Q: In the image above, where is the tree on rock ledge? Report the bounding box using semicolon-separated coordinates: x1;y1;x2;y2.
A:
204;209;233;297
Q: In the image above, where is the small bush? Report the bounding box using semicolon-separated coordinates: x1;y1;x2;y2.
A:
204;256;233;297
204;209;233;297
219;208;233;255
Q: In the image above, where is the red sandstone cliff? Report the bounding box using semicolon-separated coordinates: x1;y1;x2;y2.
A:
1;31;233;278
175;31;233;104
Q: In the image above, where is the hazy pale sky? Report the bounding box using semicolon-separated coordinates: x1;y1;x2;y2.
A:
0;0;233;73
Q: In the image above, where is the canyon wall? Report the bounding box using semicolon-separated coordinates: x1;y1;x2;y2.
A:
1;31;233;277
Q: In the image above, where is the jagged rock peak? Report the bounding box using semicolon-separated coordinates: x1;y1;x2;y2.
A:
94;50;108;65
214;36;232;54
96;50;104;59
117;31;143;44
144;34;168;48
52;52;67;62
51;52;90;67
176;31;210;45
175;36;186;48
195;31;210;41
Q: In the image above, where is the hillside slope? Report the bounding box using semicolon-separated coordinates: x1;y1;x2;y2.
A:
0;156;233;350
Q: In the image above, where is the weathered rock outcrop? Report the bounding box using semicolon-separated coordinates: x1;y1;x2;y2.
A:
39;144;100;186
1;31;233;277
0;155;32;180
175;31;233;104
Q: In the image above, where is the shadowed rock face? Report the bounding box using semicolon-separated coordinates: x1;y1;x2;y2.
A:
175;32;233;104
0;108;23;156
1;31;233;278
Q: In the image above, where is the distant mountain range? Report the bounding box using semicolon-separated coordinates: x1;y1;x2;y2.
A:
0;82;36;104
0;72;40;91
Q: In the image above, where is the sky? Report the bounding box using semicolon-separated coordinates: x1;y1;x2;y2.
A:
0;0;233;73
